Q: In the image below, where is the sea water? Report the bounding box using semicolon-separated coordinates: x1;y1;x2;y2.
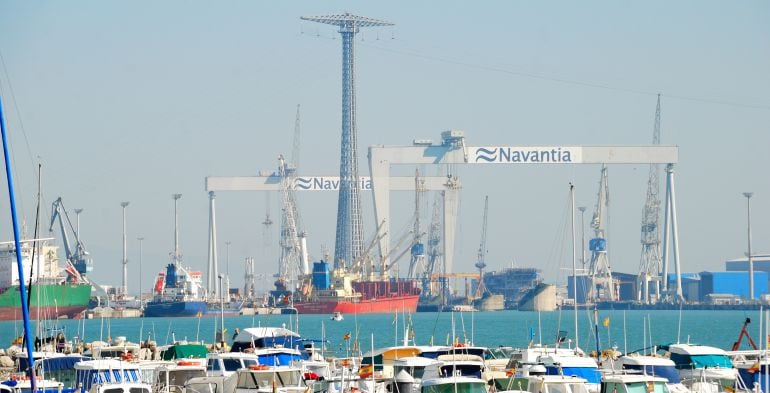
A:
0;309;764;355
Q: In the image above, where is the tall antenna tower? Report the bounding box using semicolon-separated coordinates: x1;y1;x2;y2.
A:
301;12;394;269
638;95;663;304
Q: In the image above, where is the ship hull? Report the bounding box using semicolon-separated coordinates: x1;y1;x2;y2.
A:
293;294;420;314
0;284;91;321
144;300;207;318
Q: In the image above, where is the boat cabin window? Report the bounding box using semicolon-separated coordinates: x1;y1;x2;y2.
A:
207;359;220;371
222;359;243;371
439;365;482;379
545;383;589;393
603;382;667;393
422;382;486;393
237;370;302;389
185;382;218;393
129;388;151;393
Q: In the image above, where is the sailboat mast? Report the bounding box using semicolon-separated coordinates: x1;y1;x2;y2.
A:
1;93;38;391
570;183;579;351
173;194;182;266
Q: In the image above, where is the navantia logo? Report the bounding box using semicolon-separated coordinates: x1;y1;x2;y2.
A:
474;147;498;162
473;146;578;164
294;177;313;190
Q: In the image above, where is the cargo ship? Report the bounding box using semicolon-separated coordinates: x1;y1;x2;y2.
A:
0;240;91;320
144;263;207;318
292;261;420;314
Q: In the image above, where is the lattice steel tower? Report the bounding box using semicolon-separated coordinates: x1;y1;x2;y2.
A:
301;13;394;269
638;95;663;304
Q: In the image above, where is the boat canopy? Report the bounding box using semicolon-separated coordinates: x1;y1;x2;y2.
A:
669;353;733;369
160;344;208;360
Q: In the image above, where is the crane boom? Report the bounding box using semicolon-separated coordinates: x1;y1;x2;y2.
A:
49;197;93;276
474;196;488;298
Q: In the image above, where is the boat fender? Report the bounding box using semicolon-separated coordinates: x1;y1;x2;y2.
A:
249;364;270;370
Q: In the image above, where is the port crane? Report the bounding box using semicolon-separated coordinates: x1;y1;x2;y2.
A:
49;197;93;279
638;95;664;304
588;165;616;302
474;196;489;299
407;169;426;279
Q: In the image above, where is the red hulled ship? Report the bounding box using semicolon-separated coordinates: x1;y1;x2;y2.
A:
292;261;420;314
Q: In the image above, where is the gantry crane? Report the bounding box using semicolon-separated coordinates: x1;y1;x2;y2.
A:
588;165;615;302
474;196;489;299
638;95;664;304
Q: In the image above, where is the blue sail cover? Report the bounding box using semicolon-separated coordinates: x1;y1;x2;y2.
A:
546;366;601;383
623;365;680;383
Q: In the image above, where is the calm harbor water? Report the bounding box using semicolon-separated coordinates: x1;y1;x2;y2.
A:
0;310;764;356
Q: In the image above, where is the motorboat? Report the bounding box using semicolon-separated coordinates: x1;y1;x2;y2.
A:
331;312;344;321
660;343;743;393
234;365;307;393
73;359;152;393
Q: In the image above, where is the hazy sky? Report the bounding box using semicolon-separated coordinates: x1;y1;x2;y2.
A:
0;1;768;295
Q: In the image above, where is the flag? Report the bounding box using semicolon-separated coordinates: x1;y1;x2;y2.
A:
359;364;374;378
603;317;610;327
343;332;351;341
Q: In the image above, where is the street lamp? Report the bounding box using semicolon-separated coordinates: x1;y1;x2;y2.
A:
225;241;231;299
743;192;754;301
218;273;225;349
578;207;587;267
121;202;129;298
74;208;83;238
138;237;144;309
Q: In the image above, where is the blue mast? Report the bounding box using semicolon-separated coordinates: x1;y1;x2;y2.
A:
0;95;38;390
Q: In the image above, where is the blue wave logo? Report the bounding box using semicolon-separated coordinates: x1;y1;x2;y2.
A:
475;147;498;162
294;177;312;190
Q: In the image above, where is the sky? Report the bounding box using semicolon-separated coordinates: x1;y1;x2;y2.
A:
0;1;768;296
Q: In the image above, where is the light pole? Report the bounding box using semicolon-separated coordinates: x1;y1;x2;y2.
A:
743;192;754;301
218;273;225;349
225;241;231;300
138;237;144;309
121;202;129;298
578;207;587;267
74;208;83;238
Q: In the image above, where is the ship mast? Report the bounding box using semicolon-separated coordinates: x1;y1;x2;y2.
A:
172;194;182;266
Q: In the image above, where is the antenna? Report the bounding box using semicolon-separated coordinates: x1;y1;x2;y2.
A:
300;12;394;269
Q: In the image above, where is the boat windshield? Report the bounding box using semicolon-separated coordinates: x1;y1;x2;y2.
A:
439;365;482;379
624;382;668;393
222;359;244;372
544;382;590;393
237;370;302;389
422;382;486;393
670;354;732;369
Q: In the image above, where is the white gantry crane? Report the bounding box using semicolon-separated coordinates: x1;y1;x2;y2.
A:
638;95;664;304
588;165;616;302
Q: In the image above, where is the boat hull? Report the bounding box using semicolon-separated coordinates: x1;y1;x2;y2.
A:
293;294;420;314
144;300;207;318
0;284;91;321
